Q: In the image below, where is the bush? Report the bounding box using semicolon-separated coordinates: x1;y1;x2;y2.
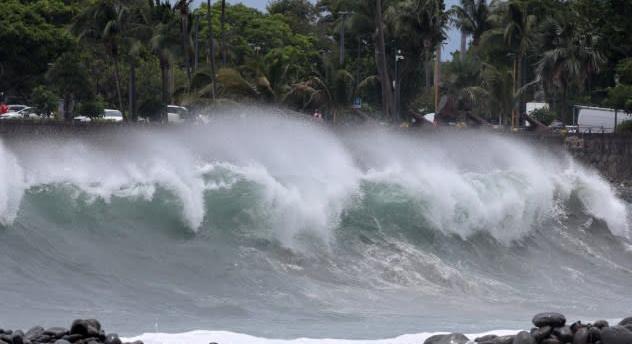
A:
616;120;632;133
30;86;58;117
616;58;632;85
530;107;557;125
606;84;632;112
76;96;104;118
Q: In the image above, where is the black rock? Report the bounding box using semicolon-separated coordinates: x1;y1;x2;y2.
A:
476;335;499;342
553;326;573;342
11;332;24;344
423;333;470;344
485;335;515;344
533;313;567;328
24;326;44;340
54;340;71;344
588;326;602;342
62;334;84;343
45;328;69;339
573;327;588;344
540;339;561;344
70;319;100;338
618;317;632;327
513;331;535;344
124;341;143;344
594;321;609;329
532;326;553;342
105;334;122;344
600;326;632;344
0;335;11;343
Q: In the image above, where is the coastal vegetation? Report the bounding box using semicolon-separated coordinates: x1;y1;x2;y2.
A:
1;0;631;123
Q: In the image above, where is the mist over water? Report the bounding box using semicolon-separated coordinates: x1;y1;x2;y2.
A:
1;110;632;340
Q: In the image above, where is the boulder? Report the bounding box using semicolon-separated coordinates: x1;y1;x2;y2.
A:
105;334;122;344
44;328;69;339
531;326;553;342
24;326;44;340
475;335;499;342
423;333;470;344
587;326;601;342
594;320;609;329
540;339;561;344
513;331;535;344
54;340;71;344
618;317;632;327
70;319;100;338
533;313;566;328
552;326;573;342
573;327;588;344
11;332;24;344
600;326;632;344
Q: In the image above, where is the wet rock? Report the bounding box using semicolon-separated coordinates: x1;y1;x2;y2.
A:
54;340;71;344
588;326;602;342
513;331;535;344
24;327;44;340
573;327;588;344
476;335;499;342
594;321;609;329
105;334;122;344
0;335;11;343
70;319;100;338
540;339;562;344
62;334;83;343
532;325;553;342
553;326;573;342
600;326;632;344
44;328;69;339
423;333;470;344
618;317;632;327
485;335;515;344
11;332;24;344
533;313;567;328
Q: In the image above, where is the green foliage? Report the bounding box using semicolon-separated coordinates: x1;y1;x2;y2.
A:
615;58;632;85
616;120;632;133
30;86;58;117
530;107;556;126
77;96;105;118
606;84;632;113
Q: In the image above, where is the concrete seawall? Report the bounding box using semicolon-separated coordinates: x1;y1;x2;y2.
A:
1;121;630;183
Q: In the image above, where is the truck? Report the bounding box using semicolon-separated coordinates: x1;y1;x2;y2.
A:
575;105;632;133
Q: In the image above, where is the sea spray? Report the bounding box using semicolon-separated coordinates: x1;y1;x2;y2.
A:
0;110;631;337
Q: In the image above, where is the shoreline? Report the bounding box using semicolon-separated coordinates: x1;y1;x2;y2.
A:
4;313;632;344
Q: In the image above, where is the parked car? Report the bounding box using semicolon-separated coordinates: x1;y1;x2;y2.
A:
7;104;28;113
167;105;189;123
73;109;123;123
0;107;43;120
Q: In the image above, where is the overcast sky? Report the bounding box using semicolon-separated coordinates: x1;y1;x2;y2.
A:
186;0;460;60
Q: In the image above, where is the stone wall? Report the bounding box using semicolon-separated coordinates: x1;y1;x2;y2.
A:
565;134;632;182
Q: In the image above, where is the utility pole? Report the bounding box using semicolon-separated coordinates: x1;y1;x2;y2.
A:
434;45;441;115
339;11;350;66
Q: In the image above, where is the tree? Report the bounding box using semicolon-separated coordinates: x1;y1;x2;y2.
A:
535;16;604;122
30;86;58;117
450;0;490;59
46;52;92;120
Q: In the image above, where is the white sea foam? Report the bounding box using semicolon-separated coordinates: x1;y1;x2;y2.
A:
125;329;519;344
0;111;629;243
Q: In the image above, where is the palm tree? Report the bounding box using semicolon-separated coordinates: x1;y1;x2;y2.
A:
220;0;227;65
487;0;538;128
175;0;194;87
450;0;490;60
73;0;128;116
535;16;604;122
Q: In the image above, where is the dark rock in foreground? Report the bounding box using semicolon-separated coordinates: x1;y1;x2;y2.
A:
0;320;140;344
532;312;566;328
423;333;469;344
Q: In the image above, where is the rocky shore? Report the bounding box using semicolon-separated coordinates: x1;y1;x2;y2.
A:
425;313;632;344
0;319;141;344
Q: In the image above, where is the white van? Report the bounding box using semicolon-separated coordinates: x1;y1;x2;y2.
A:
167;105;189;123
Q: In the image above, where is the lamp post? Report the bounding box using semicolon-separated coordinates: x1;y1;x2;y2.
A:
339;11;350;65
394;49;405;122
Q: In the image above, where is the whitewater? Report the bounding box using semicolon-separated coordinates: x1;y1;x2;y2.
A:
1;111;631;343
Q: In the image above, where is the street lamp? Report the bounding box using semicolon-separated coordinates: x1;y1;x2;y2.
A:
394;49;405;122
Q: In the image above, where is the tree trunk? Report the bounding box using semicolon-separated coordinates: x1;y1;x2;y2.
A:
160;59;169;122
181;12;192;88
374;0;393;120
434;45;441;114
129;60;136;122
113;58;124;119
425;51;432;89
460;30;467;61
207;0;217;100
511;55;520;129
220;0;227;65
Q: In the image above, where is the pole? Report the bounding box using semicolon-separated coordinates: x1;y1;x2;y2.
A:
434;45;441;116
